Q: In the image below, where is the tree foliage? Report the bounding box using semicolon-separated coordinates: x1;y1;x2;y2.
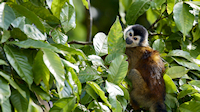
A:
0;0;200;112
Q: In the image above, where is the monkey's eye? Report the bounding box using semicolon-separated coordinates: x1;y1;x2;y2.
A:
133;37;138;40
129;32;132;37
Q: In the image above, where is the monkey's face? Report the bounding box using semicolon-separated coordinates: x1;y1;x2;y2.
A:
124;25;149;48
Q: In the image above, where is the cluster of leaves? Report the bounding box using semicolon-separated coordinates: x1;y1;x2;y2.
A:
0;0;200;112
120;0;200;111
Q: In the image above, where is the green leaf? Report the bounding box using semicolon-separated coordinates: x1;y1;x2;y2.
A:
60;1;76;33
167;50;195;63
152;39;165;53
28;99;43;112
50;97;76;112
152;0;166;9
172;57;200;71
1;30;10;43
105;53;124;65
78;66;101;83
178;84;198;99
42;48;65;92
179;100;200;112
8;3;45;32
88;55;105;68
82;0;88;9
173;2;194;36
7;39;58;51
126;0;151;24
0;3;15;30
93;32;108;56
165;93;179;110
0;76;11;104
167;0;175;14
192;93;200;101
31;84;50;101
107;17;125;54
1;99;11;112
4;45;33;86
61;59;79;73
192;25;200;42
87;81;112;108
0;59;8;66
0;71;27;98
51;29;68;44
33;50;50;88
105;81;124;96
189;80;200;92
21;2;60;25
51;0;68;18
163;74;177;93
10;90;29;112
107;55;128;84
166;66;189;79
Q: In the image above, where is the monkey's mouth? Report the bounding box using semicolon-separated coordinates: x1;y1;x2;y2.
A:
126;37;133;44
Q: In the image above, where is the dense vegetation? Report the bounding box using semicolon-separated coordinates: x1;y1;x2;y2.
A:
0;0;200;112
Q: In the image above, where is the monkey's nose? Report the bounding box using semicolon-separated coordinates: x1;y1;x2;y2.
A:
126;37;133;44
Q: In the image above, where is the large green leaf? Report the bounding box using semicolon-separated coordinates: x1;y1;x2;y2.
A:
93;32;108;56
21;2;60;25
167;0;175;14
50;97;76;112
152;39;165;53
107;17;125;54
10;90;29;112
1;99;11;112
4;45;33;86
166;66;189;79
179;100;200;112
60;1;76;33
78;66;101;83
7;39;58;51
51;29;68;44
178;84;198;99
173;2;194;37
87;81;112;108
0;3;15;30
126;0;151;24
8;3;45;32
42;48;65;92
51;0;68;18
33;50;50;88
163;74;177;93
0;71;27;98
107;55;128;84
1;30;10;43
0;77;11;104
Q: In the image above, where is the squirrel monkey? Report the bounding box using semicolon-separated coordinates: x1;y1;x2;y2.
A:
124;24;166;112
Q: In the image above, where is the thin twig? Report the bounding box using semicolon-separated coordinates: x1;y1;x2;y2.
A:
149;32;169;37
86;0;93;42
148;15;169;30
68;40;93;45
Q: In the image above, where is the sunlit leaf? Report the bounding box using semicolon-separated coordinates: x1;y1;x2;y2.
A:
51;29;68;44
50;97;76;112
126;0;150;24
82;0;88;9
33;50;50;88
166;66;189;79
1;99;11;112
78;66;101;83
0;3;15;30
107;55;128;84
107;17;125;54
167;0;175;14
173;2;194;37
0;59;8;66
60;1;76;33
1;30;10;43
189;80;200;92
93;32;108;56
87;81;112;108
192;25;200;42
0;77;10;104
28;99;43;112
105;81;124;96
8;3;45;32
42;48;65;92
4;45;33;86
163;74;177;93
178;84;198;99
167;50;195;63
179;100;200;112
51;0;68;18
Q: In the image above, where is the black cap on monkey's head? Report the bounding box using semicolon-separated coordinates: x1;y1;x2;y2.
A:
124;24;149;48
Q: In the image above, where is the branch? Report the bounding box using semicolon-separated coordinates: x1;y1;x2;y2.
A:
148;15;168;30
68;40;93;45
149;32;169;37
86;0;93;42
